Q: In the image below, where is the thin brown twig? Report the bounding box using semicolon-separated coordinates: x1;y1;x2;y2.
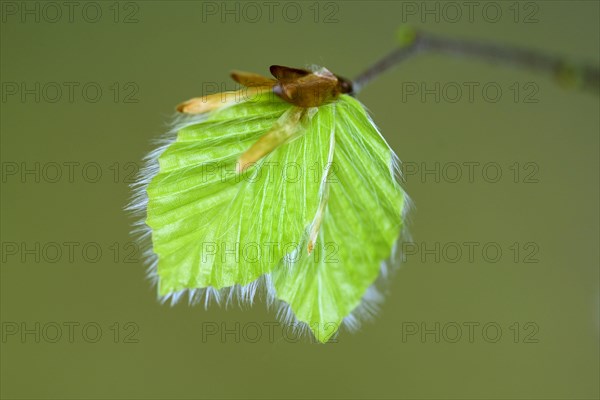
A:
352;30;600;94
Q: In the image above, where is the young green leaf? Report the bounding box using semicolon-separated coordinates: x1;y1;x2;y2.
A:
132;71;409;342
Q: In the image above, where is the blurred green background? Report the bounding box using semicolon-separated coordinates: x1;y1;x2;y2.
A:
1;1;598;399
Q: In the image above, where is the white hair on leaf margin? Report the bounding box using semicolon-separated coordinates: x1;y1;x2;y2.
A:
126;98;412;343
